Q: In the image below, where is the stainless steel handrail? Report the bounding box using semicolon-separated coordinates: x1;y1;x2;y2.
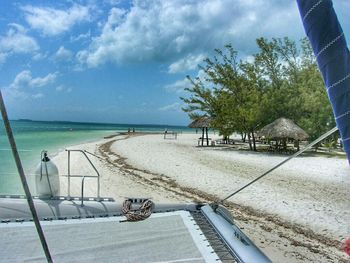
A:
66;149;101;205
81;176;86;207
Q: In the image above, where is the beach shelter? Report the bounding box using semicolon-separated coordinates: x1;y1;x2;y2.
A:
188;116;212;146
258;117;309;150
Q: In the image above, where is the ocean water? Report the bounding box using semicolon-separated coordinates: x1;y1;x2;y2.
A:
0;120;190;195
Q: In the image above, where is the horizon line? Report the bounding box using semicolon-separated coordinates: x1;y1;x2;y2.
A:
12;118;189;128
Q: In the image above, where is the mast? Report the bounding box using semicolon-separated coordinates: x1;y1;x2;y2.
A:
0;90;53;263
297;0;350;164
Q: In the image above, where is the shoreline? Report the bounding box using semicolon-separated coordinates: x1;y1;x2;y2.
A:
52;132;349;262
54;133;187;203
27;131;120;172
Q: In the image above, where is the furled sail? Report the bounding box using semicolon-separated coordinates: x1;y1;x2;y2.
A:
297;0;350;256
296;0;350;163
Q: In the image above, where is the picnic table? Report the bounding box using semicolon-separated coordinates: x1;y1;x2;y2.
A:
198;137;212;146
215;138;235;145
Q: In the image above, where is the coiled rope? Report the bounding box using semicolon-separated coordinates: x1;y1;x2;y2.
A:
121;199;154;222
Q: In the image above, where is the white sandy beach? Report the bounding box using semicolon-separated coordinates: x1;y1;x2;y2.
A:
53;132;350;263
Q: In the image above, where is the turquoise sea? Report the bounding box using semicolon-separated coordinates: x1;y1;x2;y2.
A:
0;120;190;195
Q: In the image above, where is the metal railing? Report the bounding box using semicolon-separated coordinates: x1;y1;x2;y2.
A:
65;149;101;206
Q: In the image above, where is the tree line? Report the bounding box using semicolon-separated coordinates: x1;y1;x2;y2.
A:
181;37;336;151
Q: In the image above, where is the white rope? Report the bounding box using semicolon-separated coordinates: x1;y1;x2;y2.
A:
336;110;350;120
341;136;350;142
303;0;323;21
327;72;350;91
316;32;344;58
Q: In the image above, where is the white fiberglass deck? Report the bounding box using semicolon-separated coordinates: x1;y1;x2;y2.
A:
0;211;219;263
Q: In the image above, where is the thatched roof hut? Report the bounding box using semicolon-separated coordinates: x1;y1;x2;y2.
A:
188;116;212;146
188;116;212;128
258;117;309;141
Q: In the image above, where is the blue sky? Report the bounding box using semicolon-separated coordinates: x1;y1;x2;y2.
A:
0;0;350;125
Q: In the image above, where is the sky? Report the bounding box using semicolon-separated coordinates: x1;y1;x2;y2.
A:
0;0;350;126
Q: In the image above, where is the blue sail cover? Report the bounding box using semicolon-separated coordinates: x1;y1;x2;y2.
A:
296;0;350;163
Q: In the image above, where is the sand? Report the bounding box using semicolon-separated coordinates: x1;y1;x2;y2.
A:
54;135;186;203
52;132;350;263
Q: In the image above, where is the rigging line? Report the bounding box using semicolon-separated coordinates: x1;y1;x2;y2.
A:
0;149;33;152
0;173;37;176
220;126;339;203
0;90;53;263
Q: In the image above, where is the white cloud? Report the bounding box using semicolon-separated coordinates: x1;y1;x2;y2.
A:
32;93;44;99
0;24;39;62
164;78;191;93
10;70;57;89
168;54;206;74
2;70;57;100
0;53;7;64
165;69;211;94
243;55;255;63
22;4;91;36
56;85;64;91
158;102;182;112
2;88;28;100
56;85;72;93
196;70;208;82
70;30;91;42
104;0;121;6
54;46;73;62
77;0;302;68
7;23;26;33
32;52;47;61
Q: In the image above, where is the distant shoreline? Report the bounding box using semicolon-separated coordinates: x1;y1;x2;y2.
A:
13;118;189;129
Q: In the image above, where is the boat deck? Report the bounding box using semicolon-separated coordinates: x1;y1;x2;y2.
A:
0;211;223;262
0;196;270;263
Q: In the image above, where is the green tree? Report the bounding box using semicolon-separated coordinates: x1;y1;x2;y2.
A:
180;74;219;120
181;37;337;152
297;53;335;141
182;45;266;150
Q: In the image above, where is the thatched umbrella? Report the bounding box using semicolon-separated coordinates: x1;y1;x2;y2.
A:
188;116;212;146
258;117;309;150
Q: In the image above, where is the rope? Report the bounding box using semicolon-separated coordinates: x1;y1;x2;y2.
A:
220;126;339;204
121;199;154;222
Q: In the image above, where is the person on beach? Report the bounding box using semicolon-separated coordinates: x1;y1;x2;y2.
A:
132;128;135;133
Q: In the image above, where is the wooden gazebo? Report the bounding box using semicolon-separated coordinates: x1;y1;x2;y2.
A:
258;117;309;151
189;116;212;146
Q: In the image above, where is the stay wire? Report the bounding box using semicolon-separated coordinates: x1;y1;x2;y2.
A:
0;90;53;263
220;126;339;204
